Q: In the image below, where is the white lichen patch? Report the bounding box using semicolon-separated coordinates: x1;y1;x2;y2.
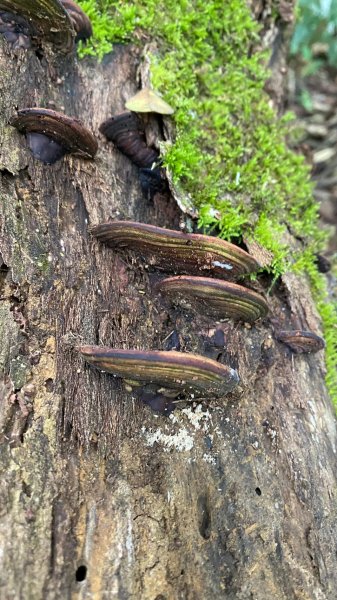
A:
173;404;213;430
142;405;215;453
202;453;217;465
142;426;194;452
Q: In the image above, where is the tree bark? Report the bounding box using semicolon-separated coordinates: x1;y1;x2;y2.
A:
1;5;337;600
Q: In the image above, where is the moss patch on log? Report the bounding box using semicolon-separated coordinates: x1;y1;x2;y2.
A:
77;0;337;403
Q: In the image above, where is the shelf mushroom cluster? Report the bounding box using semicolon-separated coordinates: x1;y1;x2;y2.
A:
2;4;326;413
0;0;91;52
81;218;326;415
4;1;97;165
79;220;270;414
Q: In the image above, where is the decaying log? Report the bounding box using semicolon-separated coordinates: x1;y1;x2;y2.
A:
0;5;337;600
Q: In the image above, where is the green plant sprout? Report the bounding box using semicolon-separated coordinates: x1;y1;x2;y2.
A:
78;0;337;403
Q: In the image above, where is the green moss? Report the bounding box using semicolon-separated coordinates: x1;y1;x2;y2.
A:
77;0;337;404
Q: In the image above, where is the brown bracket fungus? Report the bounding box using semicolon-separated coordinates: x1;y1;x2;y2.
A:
155;276;269;322
0;10;31;49
125;88;175;115
60;0;92;42
99;111;159;168
91;221;259;280
0;0;75;52
276;329;325;353
10;108;98;164
79;346;240;414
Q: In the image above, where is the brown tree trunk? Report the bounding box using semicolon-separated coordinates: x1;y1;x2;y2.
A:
1;5;337;600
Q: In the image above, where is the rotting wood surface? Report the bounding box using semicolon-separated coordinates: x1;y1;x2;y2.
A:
0;19;337;600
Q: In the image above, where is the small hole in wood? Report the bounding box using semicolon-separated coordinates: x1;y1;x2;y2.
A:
197;494;211;539
75;565;87;582
255;487;262;496
45;378;54;392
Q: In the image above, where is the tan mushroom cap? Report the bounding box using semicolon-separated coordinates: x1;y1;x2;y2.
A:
125;88;175;115
11;108;98;159
79;346;240;398
156;276;269;322
0;0;75;52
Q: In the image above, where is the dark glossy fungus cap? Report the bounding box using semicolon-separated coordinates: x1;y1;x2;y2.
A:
60;0;92;42
156;275;269;322
99;112;159;168
91;221;259;280
276;330;325;353
0;0;75;52
79;346;240;398
11;108;98;163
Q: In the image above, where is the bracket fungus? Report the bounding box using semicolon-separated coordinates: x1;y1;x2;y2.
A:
79;346;239;412
0;0;75;52
276;330;325;353
125;88;175;115
0;10;31;49
60;0;92;42
10;108;98;164
155;276;269;322
91;221;259;280
99;112;159;168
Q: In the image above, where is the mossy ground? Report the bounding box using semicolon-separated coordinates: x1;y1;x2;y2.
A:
78;0;337;403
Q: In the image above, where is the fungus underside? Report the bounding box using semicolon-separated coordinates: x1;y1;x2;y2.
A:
77;0;337;405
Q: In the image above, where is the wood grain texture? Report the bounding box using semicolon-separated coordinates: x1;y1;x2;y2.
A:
0;10;337;600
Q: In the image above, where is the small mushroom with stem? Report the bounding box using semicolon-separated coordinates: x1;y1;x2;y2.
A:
155;276;269;322
0;0;75;52
275;330;325;354
125;87;175;116
10;108;98;165
79;347;240;415
125;88;174;197
91;220;260;281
